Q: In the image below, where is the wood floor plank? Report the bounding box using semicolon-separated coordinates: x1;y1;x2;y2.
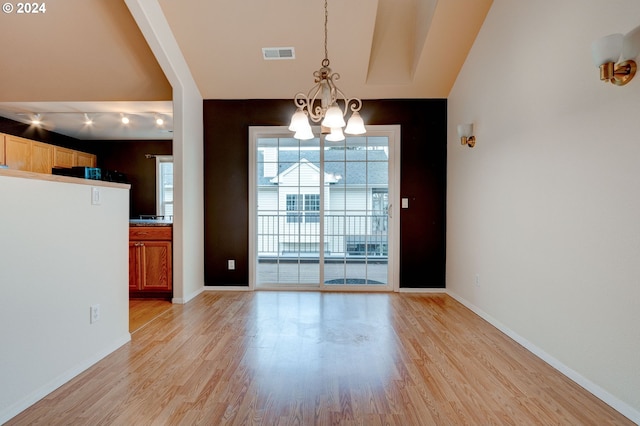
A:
129;298;173;333
6;292;634;425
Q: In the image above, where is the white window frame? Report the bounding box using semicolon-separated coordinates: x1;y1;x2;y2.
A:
155;155;174;219
249;125;401;292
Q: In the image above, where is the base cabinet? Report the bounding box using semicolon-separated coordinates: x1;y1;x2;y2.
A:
129;226;172;298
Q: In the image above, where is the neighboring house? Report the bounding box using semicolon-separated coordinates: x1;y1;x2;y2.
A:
257;147;389;258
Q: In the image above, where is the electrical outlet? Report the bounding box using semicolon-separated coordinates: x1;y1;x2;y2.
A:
90;304;100;324
228;259;235;270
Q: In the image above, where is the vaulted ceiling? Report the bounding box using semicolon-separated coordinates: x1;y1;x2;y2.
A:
0;0;492;139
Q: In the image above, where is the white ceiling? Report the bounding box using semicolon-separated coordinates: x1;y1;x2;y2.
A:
0;0;492;141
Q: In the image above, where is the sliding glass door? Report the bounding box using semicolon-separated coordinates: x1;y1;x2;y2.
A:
249;126;399;291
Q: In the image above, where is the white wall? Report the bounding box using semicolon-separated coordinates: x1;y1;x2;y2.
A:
0;174;131;423
125;0;205;304
447;0;640;421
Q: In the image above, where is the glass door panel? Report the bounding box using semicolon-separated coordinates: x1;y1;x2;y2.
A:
252;126;397;291
323;135;389;288
256;136;321;287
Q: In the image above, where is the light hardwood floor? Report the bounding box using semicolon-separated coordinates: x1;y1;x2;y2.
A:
8;292;633;425
129;298;173;333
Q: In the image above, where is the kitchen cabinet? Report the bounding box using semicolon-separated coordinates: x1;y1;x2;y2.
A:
2;133;96;173
53;146;76;168
76;151;96;167
129;226;172;297
0;133;5;165
5;135;31;170
31;141;53;174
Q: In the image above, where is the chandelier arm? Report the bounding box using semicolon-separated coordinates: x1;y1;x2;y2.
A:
293;81;327;123
331;84;363;116
346;97;363;113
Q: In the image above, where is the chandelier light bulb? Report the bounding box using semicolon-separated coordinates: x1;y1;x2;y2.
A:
294;124;315;141
325;127;345;142
289;109;309;132
321;104;346;129
344;111;366;135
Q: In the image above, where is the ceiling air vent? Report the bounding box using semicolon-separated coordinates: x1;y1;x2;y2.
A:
262;47;295;60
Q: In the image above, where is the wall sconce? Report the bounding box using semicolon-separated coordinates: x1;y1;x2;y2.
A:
457;123;475;148
591;25;640;86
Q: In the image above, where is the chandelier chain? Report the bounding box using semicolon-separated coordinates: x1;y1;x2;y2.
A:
323;0;329;66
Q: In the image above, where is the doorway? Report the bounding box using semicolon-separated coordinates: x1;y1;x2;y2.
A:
249;126;400;291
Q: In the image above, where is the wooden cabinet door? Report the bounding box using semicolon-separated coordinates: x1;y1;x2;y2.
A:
5;135;31;171
31;141;53;174
139;241;172;291
0;133;5;165
129;242;141;291
53;146;76;168
76;151;96;167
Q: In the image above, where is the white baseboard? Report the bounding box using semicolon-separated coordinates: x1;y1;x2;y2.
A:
172;285;205;304
0;333;131;425
446;290;640;425
203;285;251;292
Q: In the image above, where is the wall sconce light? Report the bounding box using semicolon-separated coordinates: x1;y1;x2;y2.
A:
591;25;640;86
457;123;475;148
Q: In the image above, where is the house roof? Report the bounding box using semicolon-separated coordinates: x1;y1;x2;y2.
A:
257;147;389;186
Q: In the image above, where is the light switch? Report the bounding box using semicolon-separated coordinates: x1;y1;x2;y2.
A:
91;187;101;205
401;198;409;208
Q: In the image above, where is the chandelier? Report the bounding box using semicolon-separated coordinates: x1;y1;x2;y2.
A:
288;0;366;141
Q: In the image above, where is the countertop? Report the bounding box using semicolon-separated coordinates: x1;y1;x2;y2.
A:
0;168;130;189
129;219;173;227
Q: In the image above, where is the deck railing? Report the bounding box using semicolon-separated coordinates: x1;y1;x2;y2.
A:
257;214;388;257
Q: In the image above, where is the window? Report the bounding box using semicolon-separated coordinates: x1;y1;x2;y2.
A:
286;193;319;223
286;194;302;223
156;156;173;218
304;194;320;223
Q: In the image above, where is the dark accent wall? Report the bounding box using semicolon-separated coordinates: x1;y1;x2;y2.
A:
92;140;172;218
204;99;446;288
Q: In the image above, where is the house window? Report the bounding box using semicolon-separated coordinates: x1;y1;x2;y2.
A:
304;194;320;223
286;194;302;223
156;156;173;218
286;194;319;223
